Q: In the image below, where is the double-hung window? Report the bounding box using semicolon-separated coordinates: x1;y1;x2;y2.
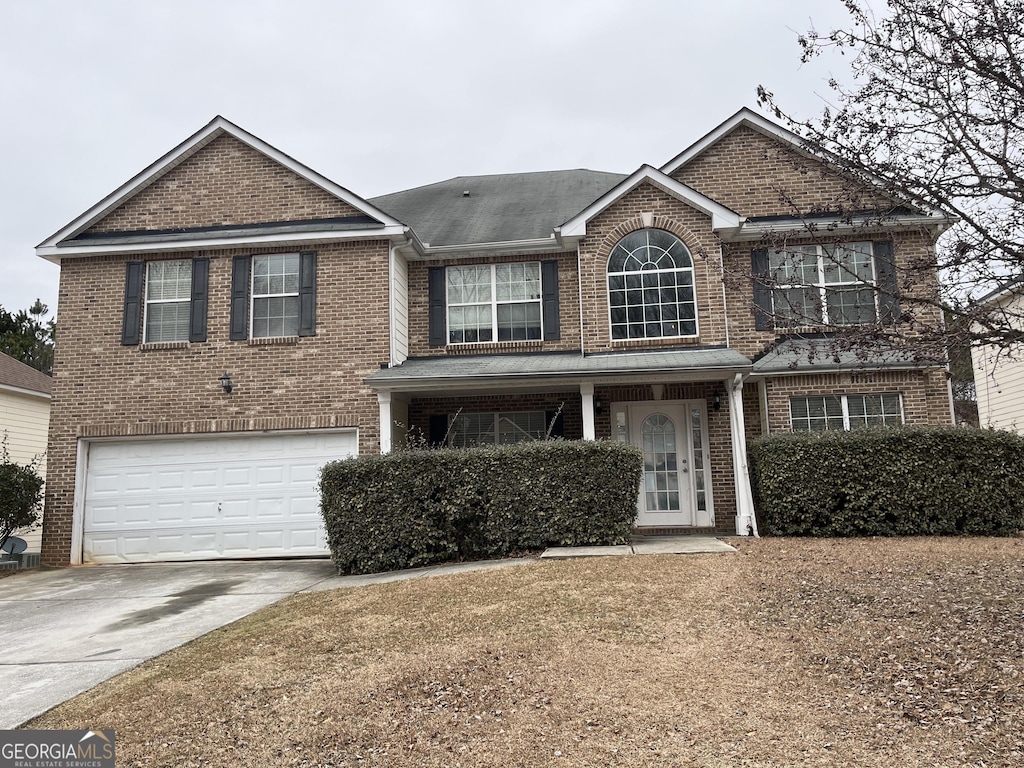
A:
790;393;904;431
143;260;193;343
122;257;208;346
229;251;317;341
768;242;877;326
252;254;300;339
446;263;542;343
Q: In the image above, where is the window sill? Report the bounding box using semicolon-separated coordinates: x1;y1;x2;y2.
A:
248;335;300;347
139;341;191;351
610;335;700;347
445;340;544;355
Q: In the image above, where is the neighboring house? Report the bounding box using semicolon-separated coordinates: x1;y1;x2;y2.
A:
36;109;955;567
0;352;51;551
971;279;1024;431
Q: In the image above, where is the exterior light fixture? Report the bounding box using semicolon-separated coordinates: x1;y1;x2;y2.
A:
219;373;233;394
595;398;604;414
712;391;722;411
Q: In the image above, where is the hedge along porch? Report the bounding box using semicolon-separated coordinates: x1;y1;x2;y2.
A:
366;347;759;536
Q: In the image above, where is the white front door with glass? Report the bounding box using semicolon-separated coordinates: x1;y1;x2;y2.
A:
614;401;713;528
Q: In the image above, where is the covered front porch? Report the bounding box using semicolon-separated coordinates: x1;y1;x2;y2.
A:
366;348;760;536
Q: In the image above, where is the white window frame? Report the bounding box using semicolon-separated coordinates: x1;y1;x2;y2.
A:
250;253;300;339
448;411;547;447
789;393;905;432
143;259;192;343
446;262;543;345
769;242;878;327
606;229;699;341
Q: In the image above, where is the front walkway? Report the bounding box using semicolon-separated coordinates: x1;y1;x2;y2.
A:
540;534;737;558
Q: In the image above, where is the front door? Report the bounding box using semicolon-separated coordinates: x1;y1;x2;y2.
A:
626;402;711;528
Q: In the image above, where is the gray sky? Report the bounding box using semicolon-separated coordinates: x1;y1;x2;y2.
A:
0;0;858;318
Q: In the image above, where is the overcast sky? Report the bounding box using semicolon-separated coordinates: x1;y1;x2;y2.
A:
0;0;860;318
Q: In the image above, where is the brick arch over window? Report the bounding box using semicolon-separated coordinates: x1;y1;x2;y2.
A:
605;226;698;340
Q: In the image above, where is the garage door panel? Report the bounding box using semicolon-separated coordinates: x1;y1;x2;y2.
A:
83;431;356;563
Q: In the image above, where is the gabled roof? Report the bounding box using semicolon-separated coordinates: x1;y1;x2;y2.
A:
557;165;742;240
370;170;626;250
37;116;405;261
660;107;804;176
0;352;51;398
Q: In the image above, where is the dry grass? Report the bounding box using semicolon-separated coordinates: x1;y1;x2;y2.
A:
30;538;1024;767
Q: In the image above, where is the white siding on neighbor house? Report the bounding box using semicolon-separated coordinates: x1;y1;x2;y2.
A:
0;388;50;551
972;292;1024;432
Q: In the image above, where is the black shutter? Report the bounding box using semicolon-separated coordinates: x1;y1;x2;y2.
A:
751;247;773;331
429;414;449;446
873;240;899;324
121;262;143;346
545;409;564;439
428;267;446;346
189;257;209;343
230;256;250;341
298;250;317;337
541;259;560;341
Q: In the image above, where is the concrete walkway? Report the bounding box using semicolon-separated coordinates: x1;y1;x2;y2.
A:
0;536;734;728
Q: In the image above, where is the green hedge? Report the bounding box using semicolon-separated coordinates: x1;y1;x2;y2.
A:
749;426;1024;537
320;440;643;574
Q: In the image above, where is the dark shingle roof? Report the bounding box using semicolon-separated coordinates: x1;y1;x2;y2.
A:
750;339;921;375
369;170;627;247
0;352;52;396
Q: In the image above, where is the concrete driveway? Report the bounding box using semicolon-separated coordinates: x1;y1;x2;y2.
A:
0;559;339;729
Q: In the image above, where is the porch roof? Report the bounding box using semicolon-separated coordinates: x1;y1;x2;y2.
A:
750;338;924;376
367;347;752;392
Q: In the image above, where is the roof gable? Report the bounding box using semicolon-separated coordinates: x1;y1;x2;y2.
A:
557;165;741;240
38;116;403;260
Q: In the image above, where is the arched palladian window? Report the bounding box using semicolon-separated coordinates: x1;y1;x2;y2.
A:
607;229;697;340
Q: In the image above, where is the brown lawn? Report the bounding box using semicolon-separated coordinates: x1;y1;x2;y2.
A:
29;537;1024;767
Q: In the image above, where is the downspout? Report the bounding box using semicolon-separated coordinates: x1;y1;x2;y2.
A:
730;372;759;537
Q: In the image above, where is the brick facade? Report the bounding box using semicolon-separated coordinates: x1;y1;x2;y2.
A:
42;239;391;565
40;111;955;565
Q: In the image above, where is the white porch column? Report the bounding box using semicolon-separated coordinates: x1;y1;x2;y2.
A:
580;382;596;440
727;374;759;536
377;391;393;454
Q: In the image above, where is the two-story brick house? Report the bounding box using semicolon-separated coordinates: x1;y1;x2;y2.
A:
36;109;954;566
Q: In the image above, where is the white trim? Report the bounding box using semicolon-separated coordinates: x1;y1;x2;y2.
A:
378;392;393;453
728;374;758;536
416;236;561;257
70;437;88;565
558;165;742;240
249;252;300;340
446;262;543;345
0;383;51;400
580;382;596;440
38;224;408;262
37;116;402;254
662;108;807;176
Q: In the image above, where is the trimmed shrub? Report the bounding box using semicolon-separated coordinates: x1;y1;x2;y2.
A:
749;426;1024;537
320;440;642;574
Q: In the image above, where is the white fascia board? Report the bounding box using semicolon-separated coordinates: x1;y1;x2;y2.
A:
38;224;409;263
725;212;953;243
559;165;740;239
661;107;800;176
38;116;402;250
0;383;51;400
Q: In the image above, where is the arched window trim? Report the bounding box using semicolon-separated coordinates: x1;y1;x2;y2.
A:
606;228;699;341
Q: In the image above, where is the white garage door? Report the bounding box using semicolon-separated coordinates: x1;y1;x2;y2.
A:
83;431;357;563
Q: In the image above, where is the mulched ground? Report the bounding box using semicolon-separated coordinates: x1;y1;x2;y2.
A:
28;537;1024;767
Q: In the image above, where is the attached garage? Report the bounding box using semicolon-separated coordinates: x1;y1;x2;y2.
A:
81;431;357;564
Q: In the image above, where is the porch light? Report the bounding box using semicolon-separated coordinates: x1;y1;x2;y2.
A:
595;399;604;414
219;373;233;394
713;390;722;411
